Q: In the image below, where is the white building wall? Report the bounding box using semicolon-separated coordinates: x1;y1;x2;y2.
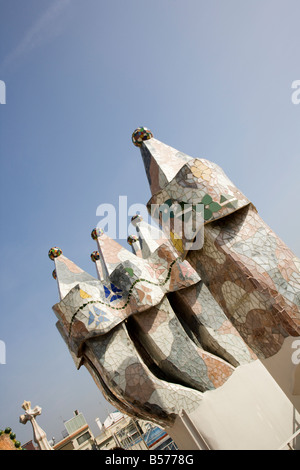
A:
166;360;300;450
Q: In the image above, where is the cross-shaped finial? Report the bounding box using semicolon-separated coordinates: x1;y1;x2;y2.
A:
20;400;42;424
19;400;52;450
21;400;31;411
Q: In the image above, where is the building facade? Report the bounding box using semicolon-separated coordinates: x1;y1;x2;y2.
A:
95;410;177;451
53;411;97;451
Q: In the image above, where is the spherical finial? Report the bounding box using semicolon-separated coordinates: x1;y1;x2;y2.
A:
48;247;62;260
52;269;57;280
91;227;104;240
127;235;138;246
132;127;153;147
131;214;143;226
90;251;100;262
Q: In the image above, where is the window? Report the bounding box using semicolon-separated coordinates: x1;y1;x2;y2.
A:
77;431;91;446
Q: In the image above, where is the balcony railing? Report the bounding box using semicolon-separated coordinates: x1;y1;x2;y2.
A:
278;428;300;450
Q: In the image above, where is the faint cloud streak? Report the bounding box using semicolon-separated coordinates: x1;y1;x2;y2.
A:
0;0;71;73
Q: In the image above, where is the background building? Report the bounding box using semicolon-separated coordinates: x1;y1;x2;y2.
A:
53;411;97;451
95;410;178;451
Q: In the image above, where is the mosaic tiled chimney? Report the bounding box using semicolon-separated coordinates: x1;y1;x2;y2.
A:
132;128;300;396
49;128;300;450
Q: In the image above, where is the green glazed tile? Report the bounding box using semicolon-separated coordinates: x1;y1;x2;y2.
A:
204;208;213;220
201;194;213;205
209;202;222;212
220;195;228;203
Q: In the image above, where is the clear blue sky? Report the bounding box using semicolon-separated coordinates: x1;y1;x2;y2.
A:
0;0;299;445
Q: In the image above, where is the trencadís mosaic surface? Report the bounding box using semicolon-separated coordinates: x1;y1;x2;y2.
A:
49;127;300;427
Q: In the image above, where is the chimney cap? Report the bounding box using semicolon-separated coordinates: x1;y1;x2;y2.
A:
132;127;153;147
